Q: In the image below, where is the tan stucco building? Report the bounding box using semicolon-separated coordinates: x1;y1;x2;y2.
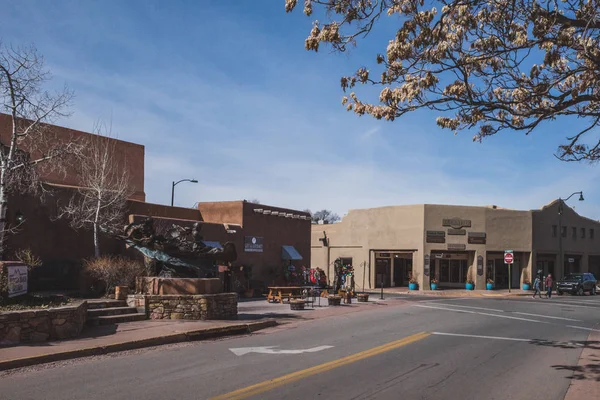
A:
311;201;600;290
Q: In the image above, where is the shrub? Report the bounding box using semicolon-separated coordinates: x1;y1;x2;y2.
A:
83;256;145;296
15;248;42;271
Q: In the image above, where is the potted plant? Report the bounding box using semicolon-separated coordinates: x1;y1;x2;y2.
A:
465;269;475;290
430;278;438;291
486;278;494;290
522;270;531;290
409;273;419;291
357;293;369;302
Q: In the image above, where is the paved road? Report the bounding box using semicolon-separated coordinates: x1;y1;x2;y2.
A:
1;294;599;400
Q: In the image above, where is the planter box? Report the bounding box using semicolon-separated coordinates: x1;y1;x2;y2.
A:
486;283;494;290
430;284;438;291
465;283;475;290
522;283;531;291
290;300;305;310
328;295;342;306
409;283;419;291
357;294;369;303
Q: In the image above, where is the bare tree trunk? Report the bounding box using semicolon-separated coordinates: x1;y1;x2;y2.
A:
93;197;101;258
0;186;7;260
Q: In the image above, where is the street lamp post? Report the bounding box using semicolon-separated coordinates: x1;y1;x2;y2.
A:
171;179;198;207
558;191;584;278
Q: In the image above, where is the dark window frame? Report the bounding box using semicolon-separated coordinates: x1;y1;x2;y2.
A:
572;227;577;239
339;257;353;266
581;228;586;239
552;225;557;237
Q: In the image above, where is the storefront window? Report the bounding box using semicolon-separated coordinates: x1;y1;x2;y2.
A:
439;260;450;282
486;260;494;280
450;260;461;283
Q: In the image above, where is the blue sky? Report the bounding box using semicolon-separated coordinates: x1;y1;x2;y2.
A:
2;1;599;219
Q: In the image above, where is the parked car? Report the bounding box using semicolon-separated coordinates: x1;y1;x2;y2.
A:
557;273;597;296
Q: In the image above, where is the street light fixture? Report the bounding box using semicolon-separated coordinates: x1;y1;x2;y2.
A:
171;179;198;207
558;191;584;277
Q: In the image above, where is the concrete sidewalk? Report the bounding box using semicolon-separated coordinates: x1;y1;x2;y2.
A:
366;288;531;297
564;330;600;399
0;318;276;371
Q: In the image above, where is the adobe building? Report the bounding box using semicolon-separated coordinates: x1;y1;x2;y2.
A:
1;114;310;292
311;202;600;290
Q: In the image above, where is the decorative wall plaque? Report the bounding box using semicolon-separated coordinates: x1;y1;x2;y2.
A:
426;230;446;243
477;255;484;276
468;232;487;244
442;218;472;229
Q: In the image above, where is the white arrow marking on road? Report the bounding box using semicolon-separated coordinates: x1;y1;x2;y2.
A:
229;345;334;356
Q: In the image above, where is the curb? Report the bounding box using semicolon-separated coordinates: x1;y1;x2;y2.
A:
0;319;278;372
365;290;531;298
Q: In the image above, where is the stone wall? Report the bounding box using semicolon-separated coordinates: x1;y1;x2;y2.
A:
0;301;87;346
127;294;237;320
136;277;222;295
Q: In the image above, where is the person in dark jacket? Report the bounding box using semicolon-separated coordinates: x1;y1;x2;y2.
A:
545;274;553;298
532;276;542;298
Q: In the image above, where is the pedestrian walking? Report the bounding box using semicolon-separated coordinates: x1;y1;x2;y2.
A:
545;274;553;298
532;276;542;298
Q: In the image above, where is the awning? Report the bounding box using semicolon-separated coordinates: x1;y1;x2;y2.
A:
282;245;303;261
202;241;223;249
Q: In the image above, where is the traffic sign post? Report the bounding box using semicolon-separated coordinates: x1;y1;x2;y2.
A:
504;250;514;293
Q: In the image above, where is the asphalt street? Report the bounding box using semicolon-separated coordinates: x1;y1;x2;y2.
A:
1;294;598;400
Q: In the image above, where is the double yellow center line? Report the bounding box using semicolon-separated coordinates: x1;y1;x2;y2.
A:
210;331;430;400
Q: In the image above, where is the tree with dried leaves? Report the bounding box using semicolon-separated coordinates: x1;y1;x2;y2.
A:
59;126;133;257
305;209;341;224
0;43;75;257
286;0;600;162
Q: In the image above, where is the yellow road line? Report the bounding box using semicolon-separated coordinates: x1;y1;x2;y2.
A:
210;331;430;400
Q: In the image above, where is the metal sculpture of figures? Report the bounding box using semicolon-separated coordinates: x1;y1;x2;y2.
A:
119;217;237;278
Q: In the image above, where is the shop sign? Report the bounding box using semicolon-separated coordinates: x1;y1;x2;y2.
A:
447;243;466;251
7;264;27;298
448;228;466;235
377;252;391;258
424;254;430;276
244;236;264;253
568;258;575;263
468;232;487;244
426;230;446;243
442;218;472;229
477;255;484;276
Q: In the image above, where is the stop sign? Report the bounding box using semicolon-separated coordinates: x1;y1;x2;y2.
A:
504;252;514;264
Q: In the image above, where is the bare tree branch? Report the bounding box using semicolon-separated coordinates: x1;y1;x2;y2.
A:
0;43;76;256
57;123;133;257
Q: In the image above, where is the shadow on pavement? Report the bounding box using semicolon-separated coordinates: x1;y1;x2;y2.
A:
530;339;600;382
551;363;600;382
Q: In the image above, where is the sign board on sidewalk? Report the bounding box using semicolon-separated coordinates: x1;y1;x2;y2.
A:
7;264;28;297
504;250;514;264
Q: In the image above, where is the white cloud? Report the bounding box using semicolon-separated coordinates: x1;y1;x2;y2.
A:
8;3;597;222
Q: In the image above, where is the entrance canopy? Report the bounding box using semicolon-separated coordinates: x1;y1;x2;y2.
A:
202;241;223;249
282;245;303;261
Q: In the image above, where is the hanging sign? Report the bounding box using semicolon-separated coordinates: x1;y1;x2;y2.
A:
424;254;430;277
477;255;484;276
